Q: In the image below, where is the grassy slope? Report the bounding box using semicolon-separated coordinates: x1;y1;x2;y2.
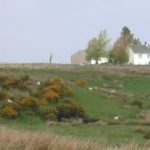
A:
0;66;150;145
74;88;139;119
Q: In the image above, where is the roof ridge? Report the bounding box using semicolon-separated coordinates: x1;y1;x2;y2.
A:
131;45;150;53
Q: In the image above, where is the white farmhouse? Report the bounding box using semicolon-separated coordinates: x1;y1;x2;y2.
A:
129;45;150;65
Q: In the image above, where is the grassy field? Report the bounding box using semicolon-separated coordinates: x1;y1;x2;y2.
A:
0;64;150;148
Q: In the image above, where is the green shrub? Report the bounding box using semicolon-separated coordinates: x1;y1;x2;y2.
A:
6;102;20;112
36;99;48;106
41;107;58;121
0;76;28;90
56;102;85;122
4;78;20;87
63;99;74;104
0;76;8;85
144;132;150;139
25;110;36;116
132;100;143;108
64;87;74;97
19;75;30;83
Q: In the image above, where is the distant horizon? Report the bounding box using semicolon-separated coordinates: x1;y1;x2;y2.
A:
0;0;150;63
0;61;59;64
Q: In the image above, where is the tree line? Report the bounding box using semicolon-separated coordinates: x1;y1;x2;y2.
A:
85;26;146;64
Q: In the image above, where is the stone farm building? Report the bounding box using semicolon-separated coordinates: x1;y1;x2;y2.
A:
71;50;87;65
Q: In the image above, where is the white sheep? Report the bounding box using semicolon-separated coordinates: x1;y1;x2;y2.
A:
7;99;13;103
110;89;116;94
88;87;93;91
94;86;98;90
37;81;41;86
114;116;119;120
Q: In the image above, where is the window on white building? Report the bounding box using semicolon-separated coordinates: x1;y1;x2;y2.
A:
138;53;142;58
148;54;150;59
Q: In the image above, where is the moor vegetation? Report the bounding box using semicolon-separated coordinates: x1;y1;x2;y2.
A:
0;75;85;122
0;127;147;150
0;65;150;149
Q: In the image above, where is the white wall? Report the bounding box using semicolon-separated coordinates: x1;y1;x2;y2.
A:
90;57;108;65
129;48;150;65
133;53;150;65
99;57;108;64
128;48;134;64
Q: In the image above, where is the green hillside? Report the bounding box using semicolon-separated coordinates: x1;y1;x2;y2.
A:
0;65;150;145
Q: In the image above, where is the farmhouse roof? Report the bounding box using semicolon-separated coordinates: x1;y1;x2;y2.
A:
131;45;150;53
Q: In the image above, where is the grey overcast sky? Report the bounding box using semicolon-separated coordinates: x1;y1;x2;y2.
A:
0;0;150;63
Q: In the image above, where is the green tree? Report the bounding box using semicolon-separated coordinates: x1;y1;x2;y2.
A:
86;30;110;64
133;38;142;45
120;26;134;46
112;39;129;64
111;26;134;64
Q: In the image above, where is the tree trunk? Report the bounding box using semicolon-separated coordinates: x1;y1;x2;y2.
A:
96;59;98;64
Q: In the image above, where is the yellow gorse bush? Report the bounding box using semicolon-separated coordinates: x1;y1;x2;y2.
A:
42;77;73;102
42;89;60;102
1;105;18;119
36;99;48;106
16;96;39;112
0;75;84;121
4;78;19;86
75;80;86;87
0;90;9;100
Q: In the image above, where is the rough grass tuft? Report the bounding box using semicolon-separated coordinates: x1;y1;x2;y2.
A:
0;127;147;150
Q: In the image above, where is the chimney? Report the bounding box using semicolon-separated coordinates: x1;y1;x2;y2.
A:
144;41;147;46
